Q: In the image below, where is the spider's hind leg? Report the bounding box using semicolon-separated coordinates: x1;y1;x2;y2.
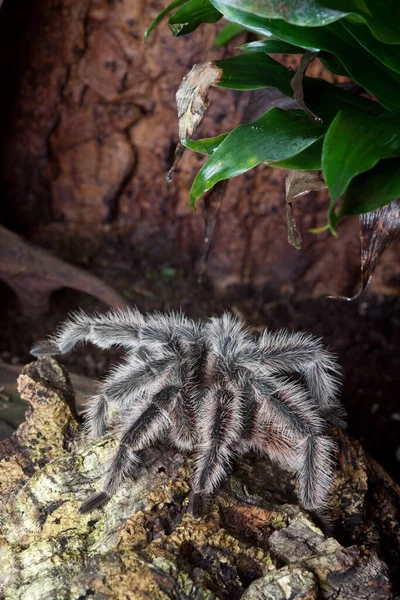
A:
297;434;337;511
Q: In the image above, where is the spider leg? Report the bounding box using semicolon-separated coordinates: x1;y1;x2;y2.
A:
191;385;242;517
31;308;146;356
83;351;180;437
297;435;336;510
245;379;337;510
79;385;179;513
250;375;324;439
258;330;345;427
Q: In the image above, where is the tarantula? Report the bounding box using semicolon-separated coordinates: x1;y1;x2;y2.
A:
31;309;345;516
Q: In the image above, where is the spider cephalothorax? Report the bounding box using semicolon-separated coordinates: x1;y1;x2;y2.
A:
31;309;345;516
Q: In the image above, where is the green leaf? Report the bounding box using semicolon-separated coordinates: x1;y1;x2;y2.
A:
215;54;293;93
215;22;246;46
255;18;400;109
340;158;400;217
184;130;323;169
318;52;350;77
211;0;347;26
323;111;400;204
271;137;323;169
189;108;328;207
342;21;400;75
209;1;283;36
214;54;384;119
144;0;188;41
168;0;222;36
183;133;229;155
238;39;307;54
317;0;400;44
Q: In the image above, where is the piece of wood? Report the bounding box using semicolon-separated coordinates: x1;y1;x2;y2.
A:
0;359;398;598
0;225;127;315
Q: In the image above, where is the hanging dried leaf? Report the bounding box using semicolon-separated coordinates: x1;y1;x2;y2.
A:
285;170;326;250
242;88;298;124
290;51;322;122
198;180;228;282
166;62;222;182
331;199;400;300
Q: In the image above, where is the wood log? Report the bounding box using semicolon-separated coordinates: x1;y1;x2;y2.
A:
0;359;398;598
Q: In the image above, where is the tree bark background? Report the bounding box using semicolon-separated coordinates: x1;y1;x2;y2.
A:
1;0;400;298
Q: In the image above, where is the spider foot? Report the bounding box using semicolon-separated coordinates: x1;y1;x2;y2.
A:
191;493;213;518
78;491;110;514
31;341;60;357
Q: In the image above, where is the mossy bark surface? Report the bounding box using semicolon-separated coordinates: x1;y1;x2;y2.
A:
0;359;398;599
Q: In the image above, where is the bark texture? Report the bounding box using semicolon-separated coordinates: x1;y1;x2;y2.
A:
1;0;400;299
0;359;399;599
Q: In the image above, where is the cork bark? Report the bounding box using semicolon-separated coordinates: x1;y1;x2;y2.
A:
0;359;398;599
2;0;400;299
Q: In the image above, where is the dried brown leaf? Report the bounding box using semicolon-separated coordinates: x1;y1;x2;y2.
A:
166;62;222;182
198;180;228;282
332;199;400;300
242;89;298;124
285;170;326;250
290;52;322;122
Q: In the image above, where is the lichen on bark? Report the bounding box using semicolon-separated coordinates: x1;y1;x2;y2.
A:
0;359;398;599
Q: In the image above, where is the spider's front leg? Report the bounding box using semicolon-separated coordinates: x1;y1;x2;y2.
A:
30;308;145;356
258;330;345;427
79;385;180;513
191;385;242;517
83;350;180;438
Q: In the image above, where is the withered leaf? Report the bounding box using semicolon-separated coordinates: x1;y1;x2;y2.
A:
166;62;222;182
198;180;228;282
332;199;400;300
285;170;326;250
242;88;298;124
290;51;322;123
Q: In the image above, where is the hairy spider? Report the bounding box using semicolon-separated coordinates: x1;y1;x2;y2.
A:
31;309;345;516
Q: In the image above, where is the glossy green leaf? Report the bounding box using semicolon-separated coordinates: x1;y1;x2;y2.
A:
207;3;400;108
270;137;323;169
209;2;281;36
340;158;400;218
211;0;347;26
238;39;307;54
168;0;222;36
184;130;323;169
323;110;400;204
256;19;400;109
183;133;229;155
342;21;400;75
318;52;350;77
317;0;400;44
189;108;327;207
215;54;293;93
214;22;246;46
214;54;384;120
144;0;188;41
